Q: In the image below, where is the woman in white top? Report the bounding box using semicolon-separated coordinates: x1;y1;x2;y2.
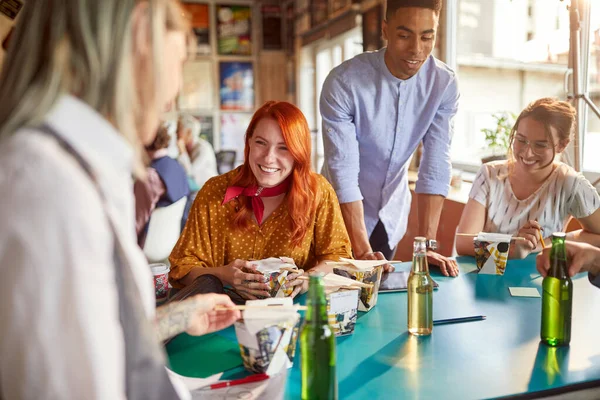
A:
0;1;239;399
456;98;600;259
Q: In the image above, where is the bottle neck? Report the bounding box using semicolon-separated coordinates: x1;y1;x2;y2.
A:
412;241;429;273
306;276;328;323
549;236;568;279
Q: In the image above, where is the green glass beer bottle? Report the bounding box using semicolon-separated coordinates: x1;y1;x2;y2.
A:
541;232;573;346
301;274;337;400
408;237;433;336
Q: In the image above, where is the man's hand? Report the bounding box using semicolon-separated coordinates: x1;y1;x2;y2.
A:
358;251;395;272
536;241;600;278
426;250;459;277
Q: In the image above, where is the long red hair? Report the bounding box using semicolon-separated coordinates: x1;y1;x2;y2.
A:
229;101;318;247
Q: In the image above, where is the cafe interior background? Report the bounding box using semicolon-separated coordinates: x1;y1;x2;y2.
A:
1;0;599;260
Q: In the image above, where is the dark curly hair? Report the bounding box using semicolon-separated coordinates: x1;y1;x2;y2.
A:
386;0;442;19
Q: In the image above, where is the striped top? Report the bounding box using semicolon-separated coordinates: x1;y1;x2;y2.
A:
469;161;600;235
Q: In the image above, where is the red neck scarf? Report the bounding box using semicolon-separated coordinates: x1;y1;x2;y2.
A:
222;176;292;224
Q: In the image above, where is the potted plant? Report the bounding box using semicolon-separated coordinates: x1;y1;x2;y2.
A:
481;112;517;164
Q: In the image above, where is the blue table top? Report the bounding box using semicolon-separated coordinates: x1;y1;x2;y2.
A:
168;255;600;399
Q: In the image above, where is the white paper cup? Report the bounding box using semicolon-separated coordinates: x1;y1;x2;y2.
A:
150;263;170;299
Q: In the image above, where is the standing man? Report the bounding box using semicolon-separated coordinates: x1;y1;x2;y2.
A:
321;0;459;276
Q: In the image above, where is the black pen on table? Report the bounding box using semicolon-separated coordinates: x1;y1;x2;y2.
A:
433;315;486;326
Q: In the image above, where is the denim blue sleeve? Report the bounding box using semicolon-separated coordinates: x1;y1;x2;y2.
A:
590;271;600;289
320;71;363;204
415;74;459;197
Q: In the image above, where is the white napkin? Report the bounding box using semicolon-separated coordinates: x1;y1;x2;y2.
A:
476;232;512;243
253;257;298;273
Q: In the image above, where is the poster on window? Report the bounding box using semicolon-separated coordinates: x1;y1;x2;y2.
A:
220;113;252;165
178;59;213;110
219;61;254;111
181;2;211;55
216;4;252;55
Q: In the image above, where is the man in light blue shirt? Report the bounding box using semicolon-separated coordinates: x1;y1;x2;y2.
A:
321;0;459;276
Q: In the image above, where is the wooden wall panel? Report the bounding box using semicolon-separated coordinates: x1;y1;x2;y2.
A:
258;51;288;104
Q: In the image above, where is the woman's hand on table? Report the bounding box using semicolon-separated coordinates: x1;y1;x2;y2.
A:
220;259;271;300
512;220;541;258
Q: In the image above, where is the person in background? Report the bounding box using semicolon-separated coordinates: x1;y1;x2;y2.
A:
456;98;600;259
169;101;353;301
177;113;218;189
135;123;190;245
320;0;459;277
0;1;239;399
537;241;600;289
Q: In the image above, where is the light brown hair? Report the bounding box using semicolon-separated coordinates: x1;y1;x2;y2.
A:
508;97;577;168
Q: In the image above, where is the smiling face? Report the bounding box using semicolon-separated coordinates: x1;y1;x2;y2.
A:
248;118;295;188
512;116;565;174
382;7;438;80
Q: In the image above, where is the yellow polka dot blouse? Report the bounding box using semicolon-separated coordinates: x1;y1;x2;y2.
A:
168;170;353;287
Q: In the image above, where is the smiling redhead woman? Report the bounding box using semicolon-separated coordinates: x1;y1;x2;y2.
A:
456;97;600;259
169;101;352;301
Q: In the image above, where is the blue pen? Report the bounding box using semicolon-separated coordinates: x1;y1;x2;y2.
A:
433;316;486;325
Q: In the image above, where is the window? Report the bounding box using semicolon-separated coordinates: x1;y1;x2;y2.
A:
451;0;570;170
583;3;600;173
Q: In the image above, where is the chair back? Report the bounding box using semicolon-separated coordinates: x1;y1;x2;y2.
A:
143;196;187;263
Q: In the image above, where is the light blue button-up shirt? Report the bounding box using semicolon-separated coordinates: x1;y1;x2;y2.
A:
320;48;459;249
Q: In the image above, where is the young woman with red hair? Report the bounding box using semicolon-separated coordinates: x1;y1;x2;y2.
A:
169;101;352;300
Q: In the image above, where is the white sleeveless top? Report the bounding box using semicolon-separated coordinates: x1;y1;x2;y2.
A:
469;161;599;236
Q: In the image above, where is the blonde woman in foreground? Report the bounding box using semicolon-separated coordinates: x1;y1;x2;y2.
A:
0;1;239;399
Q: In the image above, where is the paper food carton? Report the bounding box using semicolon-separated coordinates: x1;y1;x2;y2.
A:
251;257;299;298
234;298;301;375
473;232;512;275
321;273;361;336
330;257;386;312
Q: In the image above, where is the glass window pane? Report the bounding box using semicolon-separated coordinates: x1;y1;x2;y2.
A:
458;0;568;65
452;0;570;169
583;4;600;172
